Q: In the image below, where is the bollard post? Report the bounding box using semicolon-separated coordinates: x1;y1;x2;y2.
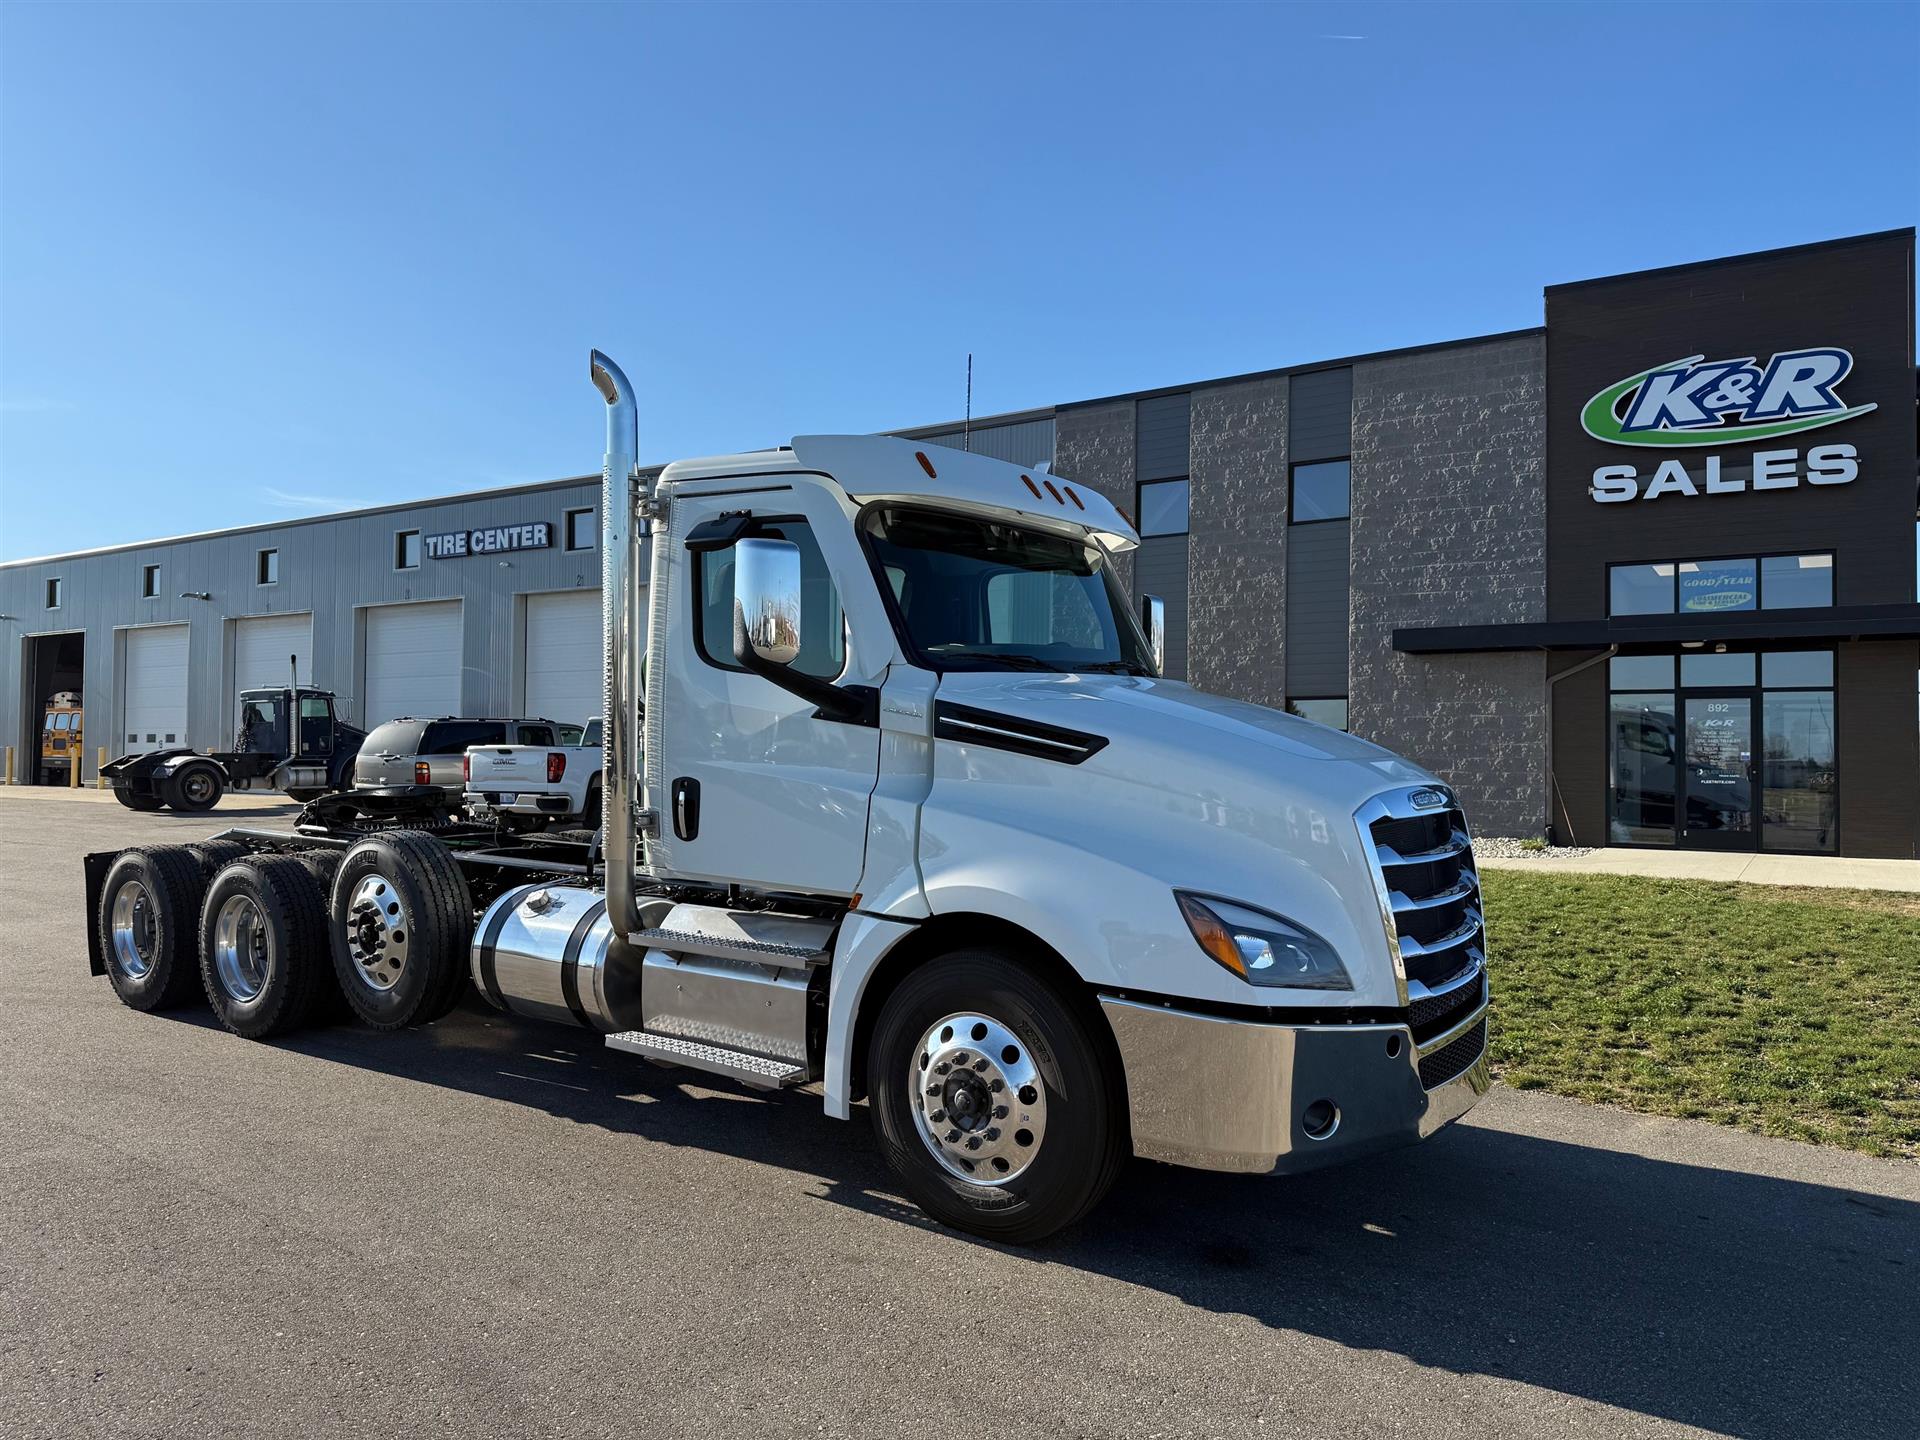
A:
69;747;81;788
3;745;12;785
97;746;108;789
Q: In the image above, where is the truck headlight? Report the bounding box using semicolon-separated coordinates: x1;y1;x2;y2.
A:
1176;892;1351;990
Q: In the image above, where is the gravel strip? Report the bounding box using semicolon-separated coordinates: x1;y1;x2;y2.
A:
1475;836;1600;861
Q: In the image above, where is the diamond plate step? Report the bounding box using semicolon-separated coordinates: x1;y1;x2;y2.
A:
606;1030;808;1090
634;902;834;970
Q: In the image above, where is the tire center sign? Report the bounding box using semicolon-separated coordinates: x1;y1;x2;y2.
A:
424;522;553;559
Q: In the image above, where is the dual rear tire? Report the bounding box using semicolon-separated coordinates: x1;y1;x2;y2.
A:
97;832;472;1037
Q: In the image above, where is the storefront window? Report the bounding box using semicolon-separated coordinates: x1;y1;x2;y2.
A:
1609;654;1674;689
1609;563;1674;616
1763;692;1836;853
1677;558;1757;613
1608;693;1677;844
1680;651;1755;687
1760;553;1834;609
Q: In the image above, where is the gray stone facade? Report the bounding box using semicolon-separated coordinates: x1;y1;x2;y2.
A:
1349;334;1549;837
1053;400;1137;597
1187;377;1289;708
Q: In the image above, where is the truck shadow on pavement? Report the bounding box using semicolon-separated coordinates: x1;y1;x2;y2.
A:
274;998;1915;1440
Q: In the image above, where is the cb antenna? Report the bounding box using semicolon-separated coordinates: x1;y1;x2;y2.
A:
964;352;972;452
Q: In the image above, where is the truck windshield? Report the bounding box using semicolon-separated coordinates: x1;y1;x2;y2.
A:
861;506;1154;675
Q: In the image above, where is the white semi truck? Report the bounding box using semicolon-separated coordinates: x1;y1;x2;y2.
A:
84;352;1490;1242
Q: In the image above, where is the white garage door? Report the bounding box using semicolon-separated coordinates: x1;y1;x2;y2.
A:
234;613;314;695
523;589;610;730
124;624;190;750
364;600;463;726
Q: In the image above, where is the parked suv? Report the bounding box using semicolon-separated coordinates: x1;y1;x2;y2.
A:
353;717;568;799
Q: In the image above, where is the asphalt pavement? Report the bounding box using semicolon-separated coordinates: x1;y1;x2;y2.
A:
2;789;1915;1439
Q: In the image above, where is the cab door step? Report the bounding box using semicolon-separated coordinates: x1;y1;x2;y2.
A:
633;902;835;970
605;1030;808;1090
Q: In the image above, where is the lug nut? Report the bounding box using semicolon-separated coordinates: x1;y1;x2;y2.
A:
951;1052;968;1065
988;1078;1003;1093
935;1062;951;1075
993;1105;1008;1119
946;1129;960;1143
965;1136;982;1150
930;1109;945;1123
985;1128;1000;1141
973;1058;988;1072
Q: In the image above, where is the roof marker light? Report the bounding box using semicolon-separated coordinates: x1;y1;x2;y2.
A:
1042;480;1065;505
1063;485;1085;510
915;451;938;479
1020;474;1043;499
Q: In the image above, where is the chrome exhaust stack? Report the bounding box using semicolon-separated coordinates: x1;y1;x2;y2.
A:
590;349;648;938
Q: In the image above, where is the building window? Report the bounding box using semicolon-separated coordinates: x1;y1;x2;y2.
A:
1760;553;1833;610
142;565;161;598
45;577;63;609
1136;479;1189;537
1609;563;1675;616
257;548;279;585
1286;697;1348;730
1610;553;1833;618
565;507;596;551
1677;558;1756;613
395;530;421;570
1289;460;1350;523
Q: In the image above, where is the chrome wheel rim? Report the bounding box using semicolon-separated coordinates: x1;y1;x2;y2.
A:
181;769;215;804
212;894;270;1002
109;881;157;979
909;1012;1048;1185
345;874;409;991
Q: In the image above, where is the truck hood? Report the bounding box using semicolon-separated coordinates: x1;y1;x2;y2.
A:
916;671;1446;1009
935;670;1436;806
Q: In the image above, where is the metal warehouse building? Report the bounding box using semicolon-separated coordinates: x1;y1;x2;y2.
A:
5;229;1917;856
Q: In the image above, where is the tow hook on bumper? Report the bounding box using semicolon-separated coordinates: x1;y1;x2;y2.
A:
1098;997;1491;1175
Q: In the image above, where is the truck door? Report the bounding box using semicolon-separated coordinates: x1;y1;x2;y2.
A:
655;484;883;896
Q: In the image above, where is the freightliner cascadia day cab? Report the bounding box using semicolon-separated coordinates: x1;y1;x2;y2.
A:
83;353;1490;1242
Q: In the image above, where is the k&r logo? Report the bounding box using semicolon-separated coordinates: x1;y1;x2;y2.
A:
1582;347;1877;448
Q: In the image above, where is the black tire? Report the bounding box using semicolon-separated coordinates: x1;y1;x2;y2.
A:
198;857;331;1038
162;762;225;812
290;850;351;1023
867;948;1127;1244
326;831;473;1030
113;787;165;812
581;777;602;830
96;846;209;1011
283;787;324;804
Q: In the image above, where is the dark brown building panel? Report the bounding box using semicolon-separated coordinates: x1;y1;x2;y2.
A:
1546;230;1916;620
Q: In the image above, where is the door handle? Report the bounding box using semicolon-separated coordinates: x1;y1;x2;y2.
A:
671;777;701;841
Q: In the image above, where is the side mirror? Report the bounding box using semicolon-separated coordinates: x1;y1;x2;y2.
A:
733;537;804;667
1140;594;1167;676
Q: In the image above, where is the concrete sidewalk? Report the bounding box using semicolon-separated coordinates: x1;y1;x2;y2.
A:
1481;845;1920;893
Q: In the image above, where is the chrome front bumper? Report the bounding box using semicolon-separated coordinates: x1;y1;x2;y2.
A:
1099;997;1491;1175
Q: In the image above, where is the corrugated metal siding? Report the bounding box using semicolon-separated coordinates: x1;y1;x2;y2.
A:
1284;521;1350;697
1289;368;1352;463
913;418;1056;469
1135;535;1190;680
1135;393;1191;482
0;479;614;767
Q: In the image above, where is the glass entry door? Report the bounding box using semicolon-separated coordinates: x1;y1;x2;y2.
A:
1681;694;1756;849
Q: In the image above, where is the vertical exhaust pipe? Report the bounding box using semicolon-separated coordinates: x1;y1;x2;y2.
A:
590;350;647;937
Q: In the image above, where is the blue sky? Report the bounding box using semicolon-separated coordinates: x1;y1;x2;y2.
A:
1;1;1913;561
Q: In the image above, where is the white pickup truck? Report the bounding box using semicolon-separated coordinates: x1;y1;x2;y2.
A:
464;719;604;831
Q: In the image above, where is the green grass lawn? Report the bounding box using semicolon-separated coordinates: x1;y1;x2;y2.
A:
1480;871;1920;1158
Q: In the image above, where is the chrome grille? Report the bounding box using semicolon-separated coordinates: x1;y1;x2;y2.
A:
1359;789;1486;991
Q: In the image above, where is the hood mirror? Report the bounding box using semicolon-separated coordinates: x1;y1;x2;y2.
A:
1140;594;1166;676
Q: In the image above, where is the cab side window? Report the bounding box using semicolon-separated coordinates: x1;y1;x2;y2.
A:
695;520;846;680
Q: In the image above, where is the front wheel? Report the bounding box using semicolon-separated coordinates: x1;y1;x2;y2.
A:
868;948;1127;1244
